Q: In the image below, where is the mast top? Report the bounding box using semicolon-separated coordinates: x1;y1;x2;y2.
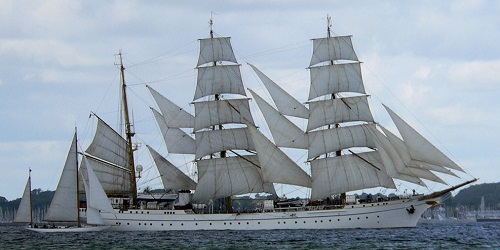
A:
209;14;214;38
327;14;332;38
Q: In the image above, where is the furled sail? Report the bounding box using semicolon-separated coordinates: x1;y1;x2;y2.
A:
192;156;275;201
13;176;31;223
194;99;254;132
309;36;358;66
249;64;309;118
248;89;307;149
247;123;312;187
147;145;197;191
383;105;465;172
148;85;194;128
152;108;195;154
45;133;78;222
79;117;132;195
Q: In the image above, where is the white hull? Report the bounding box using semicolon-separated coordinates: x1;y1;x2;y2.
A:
27;225;111;233
83;198;436;231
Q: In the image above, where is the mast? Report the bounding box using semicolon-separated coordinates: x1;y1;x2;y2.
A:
326;14;346;203
29;168;32;227
75;127;81;227
210;16;231;212
117;51;138;206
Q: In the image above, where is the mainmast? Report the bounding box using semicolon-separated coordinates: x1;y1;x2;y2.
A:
326;14;345;203
209;16;231;212
117;51;138;206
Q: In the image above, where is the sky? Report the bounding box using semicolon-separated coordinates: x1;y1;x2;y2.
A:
1;0;499;201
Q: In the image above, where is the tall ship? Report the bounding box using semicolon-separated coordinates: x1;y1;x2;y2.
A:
78;18;476;231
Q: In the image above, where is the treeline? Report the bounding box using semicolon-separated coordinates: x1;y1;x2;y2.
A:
0;189;53;222
443;182;500;209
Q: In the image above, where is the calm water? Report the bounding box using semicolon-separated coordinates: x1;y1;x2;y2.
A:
1;222;499;249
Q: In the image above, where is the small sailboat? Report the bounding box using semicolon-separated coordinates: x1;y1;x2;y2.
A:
13;169;33;227
19;131;112;232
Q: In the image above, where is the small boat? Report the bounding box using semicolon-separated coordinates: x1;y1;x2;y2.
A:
14;131;113;232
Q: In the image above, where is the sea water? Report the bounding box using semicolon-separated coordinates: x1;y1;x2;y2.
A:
1;221;498;249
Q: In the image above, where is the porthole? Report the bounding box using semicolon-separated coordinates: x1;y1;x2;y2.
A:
246;222;249;225
338;219;340;221
329;220;331;222
170;223;172;226
195;223;198;226
295;221;297;224
258;222;260;224
127;223;129;225
238;222;240;225
181;223;184;226
366;217;368;219
150;223;152;226
139;223;141;225
357;217;360;220
161;224;164;226
349;218;351;221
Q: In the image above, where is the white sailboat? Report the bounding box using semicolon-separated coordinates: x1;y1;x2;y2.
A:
79;17;476;231
23;132;111;232
13;169;33;227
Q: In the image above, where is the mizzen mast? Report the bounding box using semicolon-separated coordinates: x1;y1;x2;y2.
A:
117;51;138;206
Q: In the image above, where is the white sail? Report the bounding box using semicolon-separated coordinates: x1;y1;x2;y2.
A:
307;124;376;159
310;151;395;200
192;155;273;201
79;156;131;195
147;145;197;190
249;89;307;149
309;62;365;100
249;64;309;118
194;99;254;131
83;156;115;215
80;171;103;226
310;36;358;66
197;37;238;66
152;108;195;154
384;105;465;172
45;133;78;222
369;127;427;187
307;95;374;131
194;65;246;100
79;118;132;194
380;125;458;177
148;85;194;128
247;123;312;187
195;128;255;159
13;176;31;223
